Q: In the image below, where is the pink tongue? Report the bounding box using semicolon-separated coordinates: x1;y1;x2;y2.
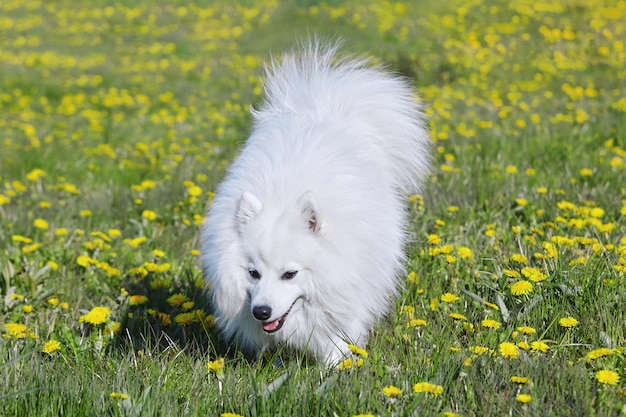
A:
262;318;280;331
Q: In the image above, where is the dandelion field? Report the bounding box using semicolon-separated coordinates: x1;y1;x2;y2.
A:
1;0;625;415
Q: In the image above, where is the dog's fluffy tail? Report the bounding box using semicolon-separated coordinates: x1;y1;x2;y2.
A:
254;38;432;193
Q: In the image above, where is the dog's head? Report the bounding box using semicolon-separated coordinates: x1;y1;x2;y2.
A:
235;190;325;336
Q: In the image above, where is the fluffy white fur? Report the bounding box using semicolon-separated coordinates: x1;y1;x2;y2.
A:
200;40;431;365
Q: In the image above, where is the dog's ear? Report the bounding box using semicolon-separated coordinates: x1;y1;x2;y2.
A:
297;191;323;235
236;191;262;225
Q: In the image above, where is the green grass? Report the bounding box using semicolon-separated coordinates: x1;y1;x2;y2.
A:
1;0;625;415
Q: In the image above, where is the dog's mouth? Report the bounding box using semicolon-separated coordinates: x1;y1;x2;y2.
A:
261;297;302;334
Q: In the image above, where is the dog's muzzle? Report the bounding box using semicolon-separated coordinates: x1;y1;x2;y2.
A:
253;297;301;334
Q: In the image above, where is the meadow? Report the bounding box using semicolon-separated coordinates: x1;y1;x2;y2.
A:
1;0;625;415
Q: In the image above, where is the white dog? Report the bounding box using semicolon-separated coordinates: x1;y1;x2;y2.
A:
200;40;431;365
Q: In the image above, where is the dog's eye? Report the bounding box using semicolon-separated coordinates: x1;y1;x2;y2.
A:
282;271;297;280
248;269;261;279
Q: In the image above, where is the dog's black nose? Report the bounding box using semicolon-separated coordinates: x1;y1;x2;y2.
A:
252;305;272;321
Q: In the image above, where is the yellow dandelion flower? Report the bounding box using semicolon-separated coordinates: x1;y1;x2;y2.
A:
543;242;559;259
382;385;402;397
499;342;520;359
569;256;588;266
517;326;536;335
79;210;92;217
559;317;579;328
337;357;363;371
130;267;148;277
579;168;593;177
10;293;25;301
182;301;195;310
142;210;157;221
129;295;149;306
338;358;354;371
408;319;427;327
167;293;187;307
440;292;460;303
590;207;605;218
33;218;49;230
22;305;34;314
221;413;243;417
22;243;43;254
3;323;28;338
515;198;528;207
174;312;195;326
457;246;474;259
449;313;467;321
502;269;521;278
481;319;501;329
79;306;110;325
110;392;129;400
152;249;165;258
413;382;443;395
143;262;159;272
516;394;532;403
187;185;202;197
427;234;442;245
348;344;368;358
401;305;415;317
587;348;614;360
510;254;529;264
107;321;122;334
76;255;94;268
531;341;550;352
518;341;530;351
47;298;59;307
443;413;461;417
511;376;530;384
158;312;172;326
42;340;61;354
445;255;457;264
26;168;46;181
595;370;620;385
470;346;491;355
156;263;171;272
12;235;33;244
483;301;499;310
207;358;225;374
511;280;533;296
521;267;547;282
